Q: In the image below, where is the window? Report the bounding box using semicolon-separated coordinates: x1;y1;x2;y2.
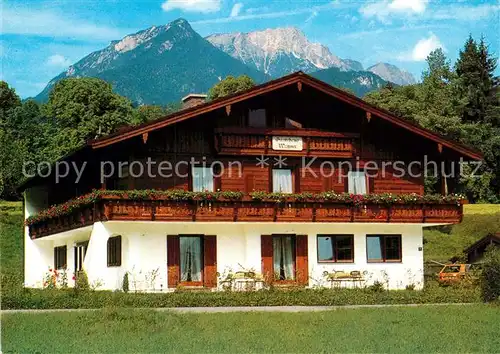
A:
317;235;354;263
192;167;214;192
180;236;203;283
116;162;129;190
248;109;267;127
348;171;367;194
107;236;122;267
273;235;296;280
272;169;293;193
366;235;402;262
54;246;67;269
74;241;88;272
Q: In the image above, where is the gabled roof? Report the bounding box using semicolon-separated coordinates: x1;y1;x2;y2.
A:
89;72;482;160
465;233;500;254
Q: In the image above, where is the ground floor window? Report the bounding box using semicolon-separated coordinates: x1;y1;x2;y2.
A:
317;235;354;262
54;246;67;269
180;236;203;282
273;235;296;280
74;241;88;272
107;236;122;267
366;235;402;262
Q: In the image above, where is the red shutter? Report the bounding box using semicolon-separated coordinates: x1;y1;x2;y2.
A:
261;235;274;284
167;235;180;288
295;235;309;286
203;235;217;288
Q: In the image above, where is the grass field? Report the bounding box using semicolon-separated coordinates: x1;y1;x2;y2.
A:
2;305;500;353
423;204;500;262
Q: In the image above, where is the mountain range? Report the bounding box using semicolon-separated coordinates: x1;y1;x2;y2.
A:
35;19;416;105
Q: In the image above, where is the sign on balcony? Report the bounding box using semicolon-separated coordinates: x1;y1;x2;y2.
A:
272;136;303;151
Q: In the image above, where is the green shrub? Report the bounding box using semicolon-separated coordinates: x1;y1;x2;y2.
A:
368;281;385;292
122;273;129;293
1;285;481;310
75;271;90;291
481;247;500;302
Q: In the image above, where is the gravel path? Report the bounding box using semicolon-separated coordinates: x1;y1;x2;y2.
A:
1;302;476;314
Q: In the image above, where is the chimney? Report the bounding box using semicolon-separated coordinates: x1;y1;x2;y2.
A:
181;94;207;109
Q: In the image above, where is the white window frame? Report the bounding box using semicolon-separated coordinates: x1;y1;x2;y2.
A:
348;171;368;195
192;166;214;192
272;169;293;194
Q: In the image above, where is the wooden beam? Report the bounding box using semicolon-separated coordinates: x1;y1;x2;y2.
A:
225;104;231;116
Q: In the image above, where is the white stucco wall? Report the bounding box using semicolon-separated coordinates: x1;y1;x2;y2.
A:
25;221;424;291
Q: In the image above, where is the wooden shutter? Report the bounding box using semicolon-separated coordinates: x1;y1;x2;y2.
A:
295;235;309;286
245;174;255;193
261;235;273;283
167;235;180;288
203;235;217;288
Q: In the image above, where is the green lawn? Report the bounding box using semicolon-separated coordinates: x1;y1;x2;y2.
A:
2;305;500;353
424;204;500;262
0;201;23;281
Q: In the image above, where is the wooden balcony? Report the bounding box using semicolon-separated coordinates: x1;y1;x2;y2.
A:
28;196;463;239
214;128;358;158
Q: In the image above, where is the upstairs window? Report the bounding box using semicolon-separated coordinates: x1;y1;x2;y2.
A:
348;171;367;195
107;236;122;267
248;109;267;128
192;167;214;192
54;246;67;270
272;169;293;193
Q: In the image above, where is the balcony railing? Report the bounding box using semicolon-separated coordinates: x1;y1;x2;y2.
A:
214;128;358;158
28;195;463;239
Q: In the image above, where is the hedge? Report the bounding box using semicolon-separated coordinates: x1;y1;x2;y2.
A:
2;285;481;310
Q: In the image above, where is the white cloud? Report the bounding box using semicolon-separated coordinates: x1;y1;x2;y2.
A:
398;33;444;62
360;0;428;21
230;3;244;17
193;2;342;25
161;0;221;13
46;54;72;68
389;0;427;13
431;4;500;21
1;7;130;41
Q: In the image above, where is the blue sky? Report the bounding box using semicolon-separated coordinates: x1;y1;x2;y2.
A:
1;0;499;98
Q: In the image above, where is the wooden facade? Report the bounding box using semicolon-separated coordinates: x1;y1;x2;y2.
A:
24;72;482;239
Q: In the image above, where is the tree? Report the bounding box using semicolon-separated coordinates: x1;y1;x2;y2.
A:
0;81;21;124
208;75;255;100
45;77;135;156
455;35;498;125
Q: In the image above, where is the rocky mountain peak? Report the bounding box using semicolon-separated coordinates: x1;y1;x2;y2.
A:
367;62;416;86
